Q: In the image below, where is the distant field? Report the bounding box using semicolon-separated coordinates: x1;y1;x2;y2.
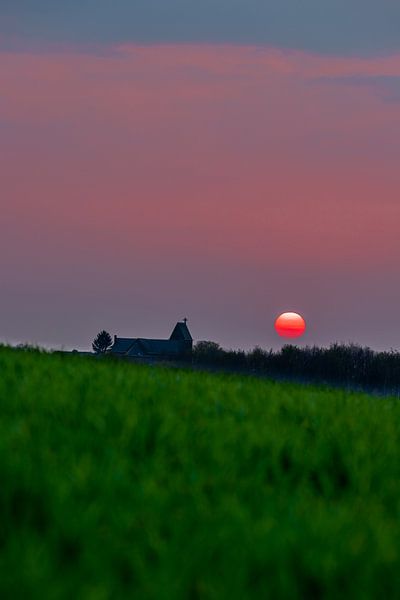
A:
1;347;400;599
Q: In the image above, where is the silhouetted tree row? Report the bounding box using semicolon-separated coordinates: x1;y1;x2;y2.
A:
193;341;400;393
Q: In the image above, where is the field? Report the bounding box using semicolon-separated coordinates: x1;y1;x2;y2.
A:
1;347;400;598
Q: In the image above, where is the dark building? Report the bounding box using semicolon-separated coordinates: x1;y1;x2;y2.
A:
111;320;193;360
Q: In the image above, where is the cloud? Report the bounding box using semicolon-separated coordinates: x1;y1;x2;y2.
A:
313;75;400;104
2;44;400;262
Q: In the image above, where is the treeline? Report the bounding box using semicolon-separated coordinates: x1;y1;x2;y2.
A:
193;341;400;393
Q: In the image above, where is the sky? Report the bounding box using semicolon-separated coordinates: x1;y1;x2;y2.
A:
1;3;400;351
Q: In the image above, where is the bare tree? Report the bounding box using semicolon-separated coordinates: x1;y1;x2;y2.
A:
92;330;113;354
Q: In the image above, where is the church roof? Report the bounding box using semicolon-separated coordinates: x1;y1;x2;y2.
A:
126;339;186;357
112;337;136;354
111;321;192;357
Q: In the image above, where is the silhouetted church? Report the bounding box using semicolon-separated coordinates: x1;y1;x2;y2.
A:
111;320;193;359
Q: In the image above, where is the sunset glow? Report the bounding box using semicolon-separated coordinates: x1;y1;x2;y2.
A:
1;40;400;350
275;313;306;339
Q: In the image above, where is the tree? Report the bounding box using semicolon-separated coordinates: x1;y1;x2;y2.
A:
92;330;113;354
193;341;224;363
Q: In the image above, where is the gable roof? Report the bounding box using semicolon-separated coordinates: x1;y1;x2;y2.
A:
112;337;136;354
126;339;187;357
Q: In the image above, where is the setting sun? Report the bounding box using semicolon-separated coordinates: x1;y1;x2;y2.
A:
275;312;306;339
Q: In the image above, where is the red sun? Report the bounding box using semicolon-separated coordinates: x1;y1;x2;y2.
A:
275;312;306;339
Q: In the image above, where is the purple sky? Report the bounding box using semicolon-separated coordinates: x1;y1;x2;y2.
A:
1;6;400;351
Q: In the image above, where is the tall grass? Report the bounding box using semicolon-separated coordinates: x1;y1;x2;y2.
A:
0;346;400;598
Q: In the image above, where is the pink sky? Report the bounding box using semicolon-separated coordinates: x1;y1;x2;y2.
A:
1;44;400;350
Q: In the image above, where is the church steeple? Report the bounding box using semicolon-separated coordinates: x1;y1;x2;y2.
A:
170;320;192;341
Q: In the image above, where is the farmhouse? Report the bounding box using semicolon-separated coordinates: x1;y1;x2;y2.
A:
111;320;193;360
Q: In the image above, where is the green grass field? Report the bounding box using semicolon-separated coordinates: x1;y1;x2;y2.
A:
1;346;400;599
